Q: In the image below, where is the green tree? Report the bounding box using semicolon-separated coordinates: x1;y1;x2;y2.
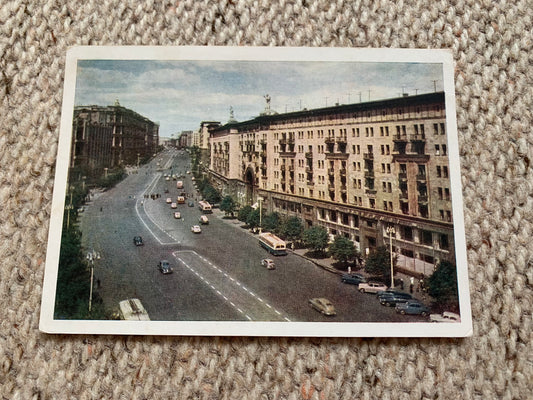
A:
282;216;304;243
262;212;282;233
204;186;221;204
428;260;459;307
220;195;237;217
329;236;356;266
303;226;329;254
238;205;253;223
246;209;261;230
365;246;396;283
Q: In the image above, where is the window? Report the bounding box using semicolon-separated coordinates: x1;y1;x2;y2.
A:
380;127;384;136
440;123;445;135
442;144;447;155
436;166;441;177
438;187;443;200
433;123;439;135
443;166;449;178
445;188;450;200
382;182;387;192
388;202;393;212
386;145;390;155
387;164;391;174
435;144;440;155
385;126;389;136
387;182;392;193
381;145;385;155
383;201;388;210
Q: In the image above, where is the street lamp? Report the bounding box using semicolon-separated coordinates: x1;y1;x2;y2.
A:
86;249;101;313
386;226;395;288
257;196;264;233
65;185;74;229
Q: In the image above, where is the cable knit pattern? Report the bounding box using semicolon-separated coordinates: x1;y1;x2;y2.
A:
0;0;532;398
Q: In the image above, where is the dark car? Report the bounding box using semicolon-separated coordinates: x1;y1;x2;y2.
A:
341;273;367;285
376;289;413;298
188;200;194;207
158;260;173;274
133;236;144;246
395;300;430;316
378;292;413;307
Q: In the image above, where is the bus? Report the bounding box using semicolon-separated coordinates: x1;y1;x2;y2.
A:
198;200;212;213
258;232;287;256
118;298;150;321
176;180;184;189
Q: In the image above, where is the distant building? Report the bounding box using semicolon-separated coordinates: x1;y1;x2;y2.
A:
209;92;454;274
71;100;159;173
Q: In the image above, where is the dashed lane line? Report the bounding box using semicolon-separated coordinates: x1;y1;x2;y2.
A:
174;251;292;322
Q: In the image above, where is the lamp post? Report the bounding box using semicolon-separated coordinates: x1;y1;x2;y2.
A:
65;185;74;229
257;196;264;233
386;226;395;288
86;249;101;313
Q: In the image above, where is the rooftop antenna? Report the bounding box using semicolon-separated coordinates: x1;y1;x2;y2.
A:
432;80;438;92
414;88;419;95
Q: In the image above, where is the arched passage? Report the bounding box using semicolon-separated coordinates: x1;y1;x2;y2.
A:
244;166;255;205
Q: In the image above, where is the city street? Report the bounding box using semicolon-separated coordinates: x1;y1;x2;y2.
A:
79;149;421;322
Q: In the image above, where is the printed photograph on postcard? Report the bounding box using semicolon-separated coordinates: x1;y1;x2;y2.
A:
39;47;472;337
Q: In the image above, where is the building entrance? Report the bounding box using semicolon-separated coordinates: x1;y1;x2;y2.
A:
244;167;255;205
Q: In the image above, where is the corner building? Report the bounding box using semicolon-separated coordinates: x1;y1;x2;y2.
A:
71;101;159;173
209;92;454;275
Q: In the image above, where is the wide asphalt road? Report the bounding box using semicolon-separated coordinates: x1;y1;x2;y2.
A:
79;149;422;323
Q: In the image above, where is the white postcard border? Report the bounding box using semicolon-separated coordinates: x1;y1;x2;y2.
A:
40;46;472;337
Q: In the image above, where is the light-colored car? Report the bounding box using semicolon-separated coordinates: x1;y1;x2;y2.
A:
191;225;202;233
429;311;461;323
199;215;209;225
174;212;181;219
171;202;177;209
261;258;275;270
309;298;336;316
166;197;172;204
358;281;388;294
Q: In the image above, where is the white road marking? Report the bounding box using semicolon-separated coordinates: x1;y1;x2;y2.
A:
134;172;180;245
175;250;291;322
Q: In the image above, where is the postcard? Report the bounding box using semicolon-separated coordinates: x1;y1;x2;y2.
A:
39;46;472;337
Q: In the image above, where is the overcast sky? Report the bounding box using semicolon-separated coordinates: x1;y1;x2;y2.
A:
74;60;443;138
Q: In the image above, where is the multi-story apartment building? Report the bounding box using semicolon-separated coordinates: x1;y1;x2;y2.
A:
71;100;159;173
209;92;454;274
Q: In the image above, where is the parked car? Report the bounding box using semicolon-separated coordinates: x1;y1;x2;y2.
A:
174;212;181;219
341;273;367;285
191;225;202;233
358;281;388;294
261;258;275;270
158;260;173;274
395;300;430;316
378;292;413;307
308;298;336;316
429;311;461;323
133;236;144;246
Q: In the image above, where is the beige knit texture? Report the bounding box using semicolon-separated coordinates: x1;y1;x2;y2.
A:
1;0;532;399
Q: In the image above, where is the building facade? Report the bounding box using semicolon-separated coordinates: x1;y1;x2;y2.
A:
209;92;454;275
71;101;159;173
